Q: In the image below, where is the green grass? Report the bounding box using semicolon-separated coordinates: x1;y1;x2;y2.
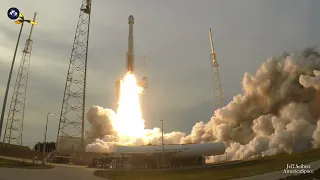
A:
94;148;320;180
0;158;54;169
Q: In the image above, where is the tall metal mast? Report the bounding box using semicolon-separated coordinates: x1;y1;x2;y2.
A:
208;29;224;112
3;13;37;146
56;0;91;150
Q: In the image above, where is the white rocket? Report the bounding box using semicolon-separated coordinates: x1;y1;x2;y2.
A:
126;15;134;73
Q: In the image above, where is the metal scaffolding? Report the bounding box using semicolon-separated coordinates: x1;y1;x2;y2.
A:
208;28;224;112
56;0;91;150
3;13;38;146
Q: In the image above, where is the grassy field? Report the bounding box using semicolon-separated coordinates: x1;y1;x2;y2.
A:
94;148;320;180
0;158;54;169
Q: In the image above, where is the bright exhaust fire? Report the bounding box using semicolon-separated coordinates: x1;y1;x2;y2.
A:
114;72;144;137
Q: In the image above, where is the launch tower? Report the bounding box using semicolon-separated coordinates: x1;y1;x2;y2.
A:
2;13;37;146
56;0;91;150
208;29;224;112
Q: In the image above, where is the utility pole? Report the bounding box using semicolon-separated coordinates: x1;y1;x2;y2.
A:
113;136;116;152
161;119;164;168
225;152;227;161
242;150;244;159
43;112;53;164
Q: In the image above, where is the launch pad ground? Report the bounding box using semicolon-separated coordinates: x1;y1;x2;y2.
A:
0;158;53;169
0;165;101;180
94;148;320;180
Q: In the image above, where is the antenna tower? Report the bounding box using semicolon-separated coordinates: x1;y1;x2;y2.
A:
208;29;224;113
56;0;91;149
3;13;37;146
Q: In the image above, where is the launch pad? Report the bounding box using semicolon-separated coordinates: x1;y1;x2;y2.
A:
89;143;225;169
46;14;226;169
92;152;200;169
0;1;226;172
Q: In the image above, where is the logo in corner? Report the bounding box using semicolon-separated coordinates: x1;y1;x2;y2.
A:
7;7;20;20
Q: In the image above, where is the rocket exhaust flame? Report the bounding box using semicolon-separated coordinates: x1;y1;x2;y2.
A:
112;15;145;137
114;72;144;137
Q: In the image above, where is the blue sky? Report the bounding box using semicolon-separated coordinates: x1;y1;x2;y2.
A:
0;0;319;147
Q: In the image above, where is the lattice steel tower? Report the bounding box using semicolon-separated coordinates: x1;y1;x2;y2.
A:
208;29;224;112
56;0;91;149
3;13;37;146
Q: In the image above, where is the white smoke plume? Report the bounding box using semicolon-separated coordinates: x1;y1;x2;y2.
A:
86;48;320;162
85;106;116;142
85;105;186;152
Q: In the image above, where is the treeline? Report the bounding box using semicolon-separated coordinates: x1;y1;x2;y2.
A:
33;142;56;152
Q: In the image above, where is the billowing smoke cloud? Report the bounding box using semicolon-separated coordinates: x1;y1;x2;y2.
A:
85;105;186;152
86;48;320;162
85;106;117;144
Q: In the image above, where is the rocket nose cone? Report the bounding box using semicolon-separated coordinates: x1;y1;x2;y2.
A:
128;15;134;23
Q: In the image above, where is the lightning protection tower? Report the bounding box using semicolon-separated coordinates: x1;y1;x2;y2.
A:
208;29;224;112
3;13;37;146
56;0;91;150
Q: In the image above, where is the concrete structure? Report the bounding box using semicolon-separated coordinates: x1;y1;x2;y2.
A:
116;142;225;157
0;144;44;160
56;136;82;152
93;142;226;169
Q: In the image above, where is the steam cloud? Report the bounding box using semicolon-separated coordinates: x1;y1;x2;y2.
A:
86;48;320;162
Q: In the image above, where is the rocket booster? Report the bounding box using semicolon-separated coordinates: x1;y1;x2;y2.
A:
127;15;134;73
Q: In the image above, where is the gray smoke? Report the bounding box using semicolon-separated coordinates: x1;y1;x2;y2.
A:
86;48;320;162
